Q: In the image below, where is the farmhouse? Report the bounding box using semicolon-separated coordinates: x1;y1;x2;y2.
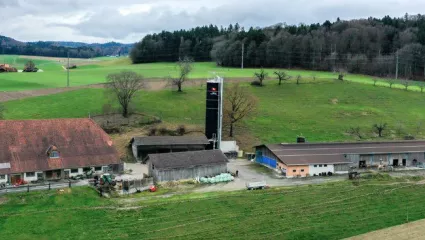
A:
0;119;121;184
147;150;228;182
255;140;425;178
130;136;210;162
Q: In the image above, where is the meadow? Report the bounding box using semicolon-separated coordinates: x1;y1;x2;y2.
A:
4;79;425;145
1;180;425;239
0;55;422;92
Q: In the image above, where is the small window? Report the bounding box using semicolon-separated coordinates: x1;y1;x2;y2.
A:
95;166;102;171
292;169;296;173
0;175;5;180
324;164;328;167
26;172;35;177
319;165;322;167
301;169;305;172
83;167;91;172
50;151;59;158
314;165;317;167
71;169;78;174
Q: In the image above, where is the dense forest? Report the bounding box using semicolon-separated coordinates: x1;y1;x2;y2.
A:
131;14;425;80
0;36;133;58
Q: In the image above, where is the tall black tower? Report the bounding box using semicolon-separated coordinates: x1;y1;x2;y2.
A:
205;79;220;149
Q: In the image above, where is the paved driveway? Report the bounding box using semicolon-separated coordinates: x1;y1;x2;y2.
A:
195;159;346;192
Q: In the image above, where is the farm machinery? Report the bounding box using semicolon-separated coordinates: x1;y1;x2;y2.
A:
93;173;117;193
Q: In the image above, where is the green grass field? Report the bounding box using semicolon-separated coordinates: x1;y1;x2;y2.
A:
0;54;422;92
1;180;425;239
4;79;425;143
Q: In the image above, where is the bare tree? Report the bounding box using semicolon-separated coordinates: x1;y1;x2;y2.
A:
296;75;302;85
373;123;387;137
170;57;193;92
0;103;5;120
23;60;38;72
224;83;257;137
106;71;145;118
346;126;362;139
254;68;268;86
372;78;379;86
274;70;290;85
401;79;409;90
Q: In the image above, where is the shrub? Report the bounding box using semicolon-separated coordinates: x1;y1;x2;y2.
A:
159;127;169;135
148;128;157;136
404;134;415;140
176;125;186;136
250;80;262;86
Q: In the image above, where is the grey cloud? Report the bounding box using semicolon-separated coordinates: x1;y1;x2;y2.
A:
1;0;425;43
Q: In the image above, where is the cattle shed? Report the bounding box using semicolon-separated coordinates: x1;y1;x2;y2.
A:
130;136;210;162
255;140;425;178
147;150;228;182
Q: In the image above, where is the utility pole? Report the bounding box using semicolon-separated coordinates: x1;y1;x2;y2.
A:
67;51;70;87
395;52;399;80
241;42;244;69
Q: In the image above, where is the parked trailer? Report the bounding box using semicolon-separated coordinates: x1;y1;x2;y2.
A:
246;181;267;190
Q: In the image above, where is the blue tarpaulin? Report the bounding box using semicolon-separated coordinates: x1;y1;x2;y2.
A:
256;155;277;169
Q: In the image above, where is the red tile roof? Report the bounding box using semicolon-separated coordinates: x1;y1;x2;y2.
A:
0;118;120;174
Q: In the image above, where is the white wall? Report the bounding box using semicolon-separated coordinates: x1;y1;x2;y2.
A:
0;174;7;183
64;168;84;177
309;164;334;176
24;172;42;182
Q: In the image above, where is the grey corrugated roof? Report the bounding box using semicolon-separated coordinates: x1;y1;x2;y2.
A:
260;140;425;166
131;136;210;146
148;150;228;170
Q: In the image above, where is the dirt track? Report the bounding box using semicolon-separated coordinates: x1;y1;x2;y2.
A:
0;77;253;102
346;218;425;240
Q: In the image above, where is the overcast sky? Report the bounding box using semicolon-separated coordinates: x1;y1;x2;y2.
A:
0;0;424;43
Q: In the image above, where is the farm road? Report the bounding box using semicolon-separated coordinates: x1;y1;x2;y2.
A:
195;159;346;193
0;77;252;102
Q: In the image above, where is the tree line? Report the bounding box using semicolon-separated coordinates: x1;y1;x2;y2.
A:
0;36;132;58
131;14;425;80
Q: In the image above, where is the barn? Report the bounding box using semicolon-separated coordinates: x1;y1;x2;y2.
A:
255;140;425;178
129;136;210;162
147;150;228;182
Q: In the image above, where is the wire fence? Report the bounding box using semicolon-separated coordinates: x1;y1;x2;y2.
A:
0;181;73;195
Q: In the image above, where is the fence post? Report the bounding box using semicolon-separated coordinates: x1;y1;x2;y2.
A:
27;185;30;192
69;181;71;188
48;183;51;190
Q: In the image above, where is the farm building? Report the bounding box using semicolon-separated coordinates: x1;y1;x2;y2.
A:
147;150;228;182
129;136;210;162
0;119;121;185
255;140;425;178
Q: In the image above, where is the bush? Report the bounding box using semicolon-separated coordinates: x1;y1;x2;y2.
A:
159;127;169;135
404;134;415;140
176;125;186;136
148;128;157;136
250;80;263;86
327;172;333;176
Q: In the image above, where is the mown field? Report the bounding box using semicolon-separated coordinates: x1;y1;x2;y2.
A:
1;180;425;239
4;79;425;144
0;54;422;92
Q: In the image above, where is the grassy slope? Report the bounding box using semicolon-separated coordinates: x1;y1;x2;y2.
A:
1;181;425;239
4;80;425;143
0;55;420;92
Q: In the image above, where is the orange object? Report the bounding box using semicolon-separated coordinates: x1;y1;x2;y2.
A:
149;185;157;192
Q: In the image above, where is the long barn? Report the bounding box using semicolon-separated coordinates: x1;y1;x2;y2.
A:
255;140;425;178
